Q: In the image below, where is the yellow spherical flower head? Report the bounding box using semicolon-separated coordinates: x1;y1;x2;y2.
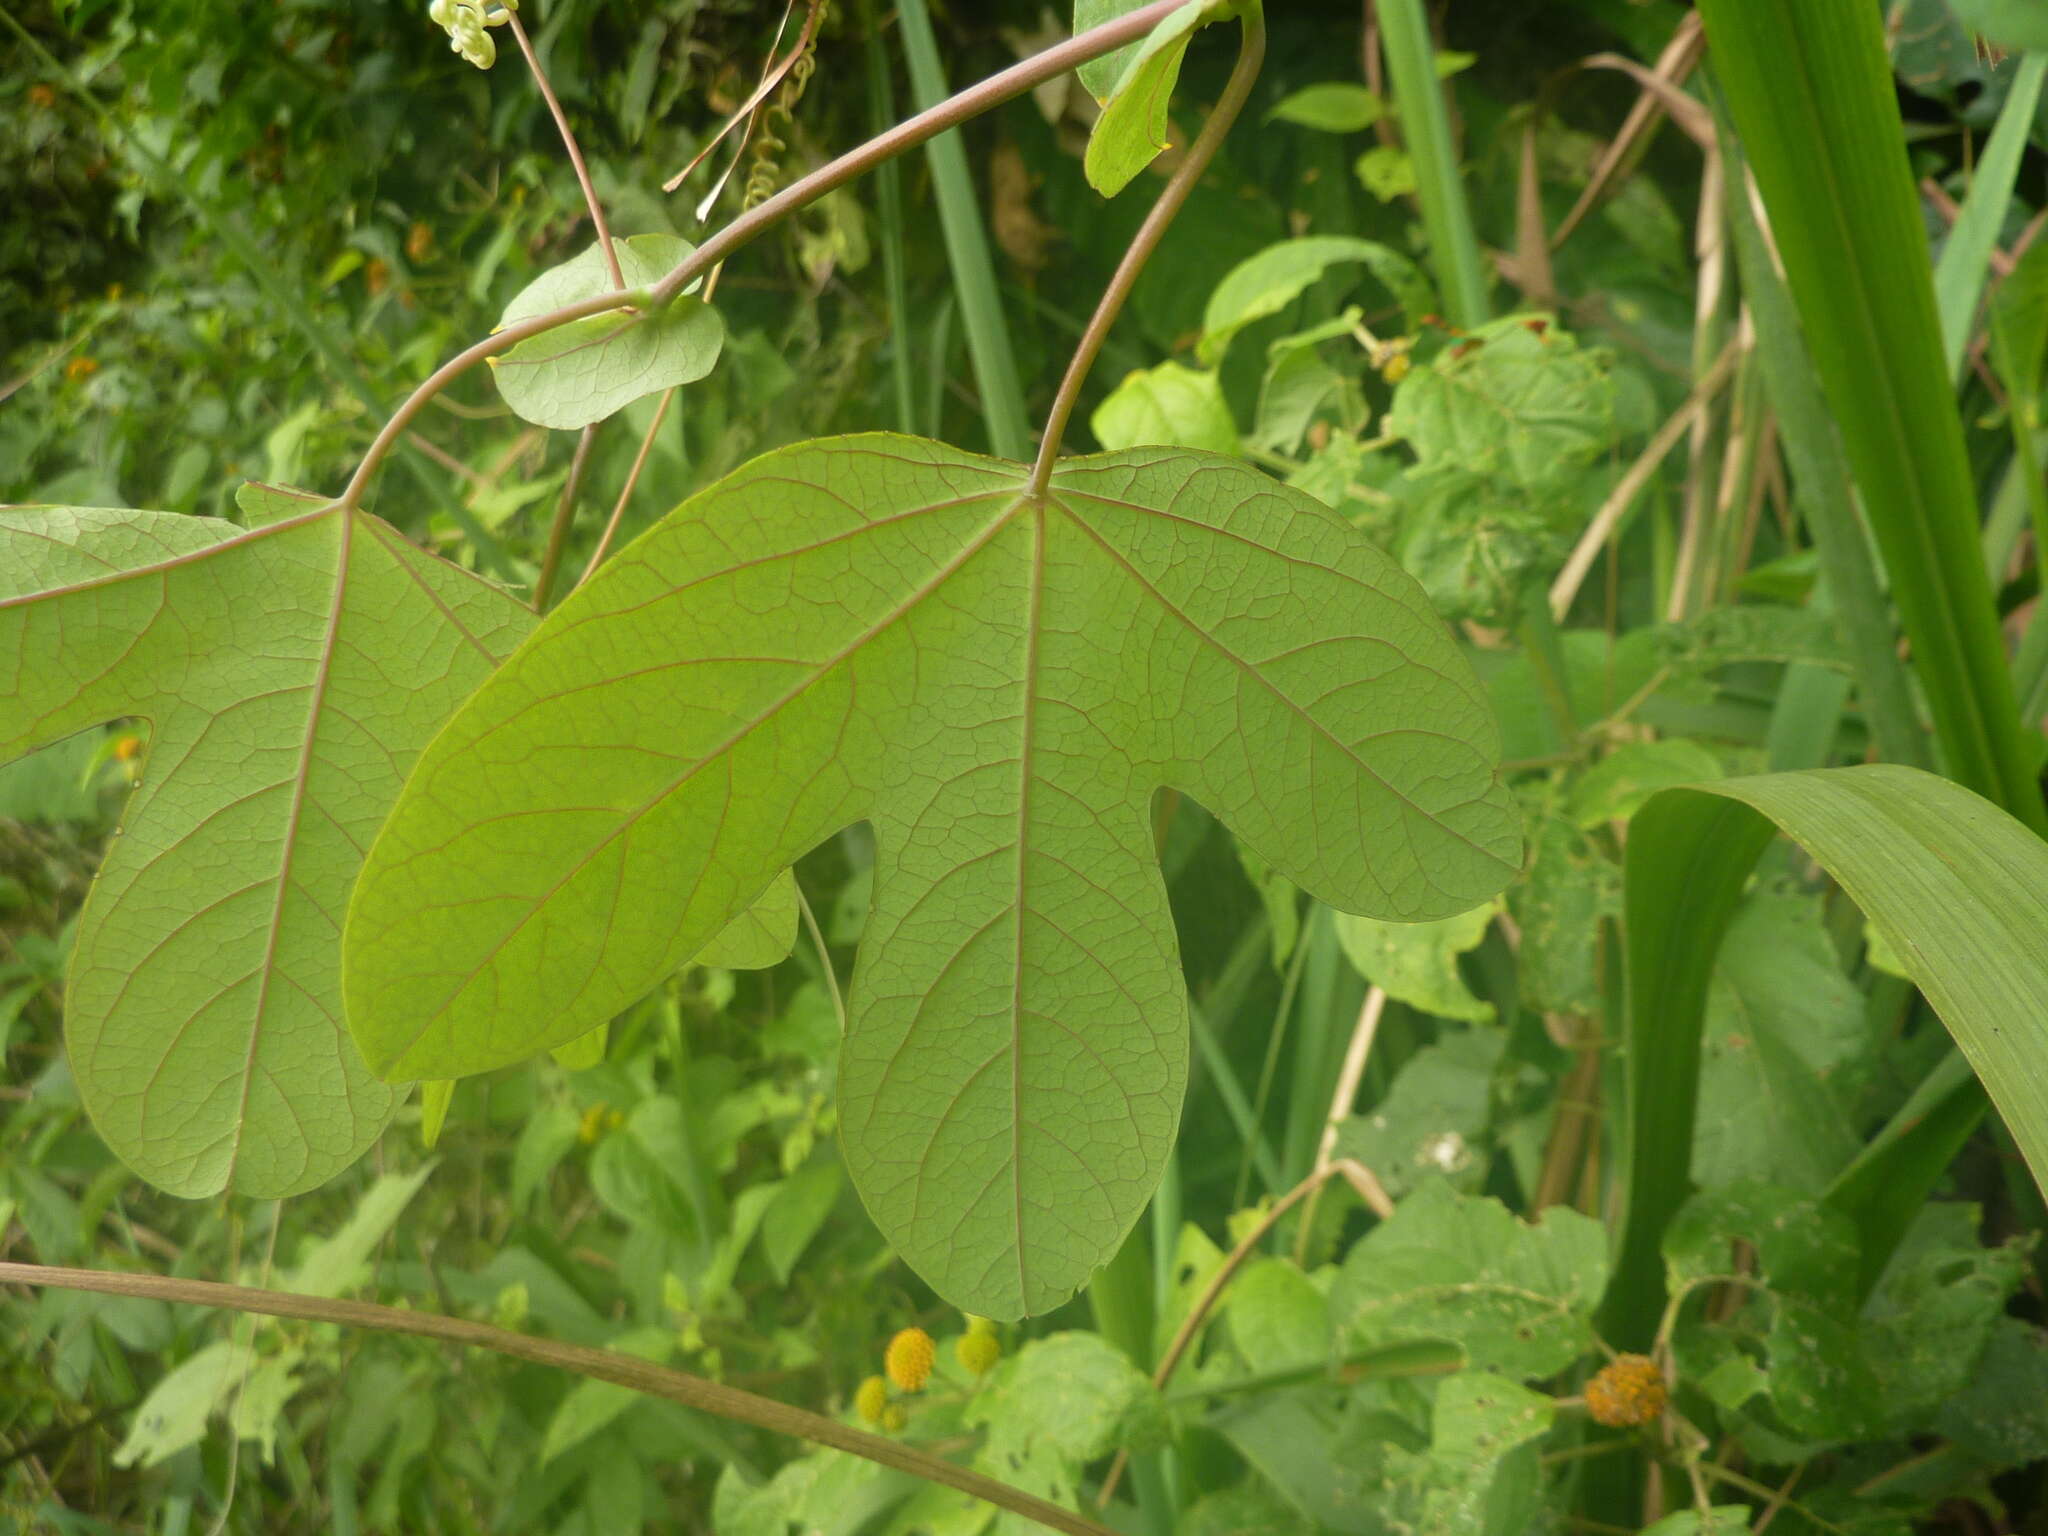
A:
885;1326;936;1393
1586;1353;1667;1428
956;1327;1001;1377
881;1403;908;1433
853;1374;889;1426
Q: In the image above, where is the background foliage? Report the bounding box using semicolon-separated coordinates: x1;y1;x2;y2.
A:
4;0;2048;1532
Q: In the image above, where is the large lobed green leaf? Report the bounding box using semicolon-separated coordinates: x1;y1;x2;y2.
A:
344;433;1519;1316
0;497;532;1196
1603;765;2048;1346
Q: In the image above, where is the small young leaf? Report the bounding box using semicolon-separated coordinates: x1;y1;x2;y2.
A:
1334;901;1496;1022
0;503;532;1198
1081;2;1208;198
1267;82;1384;133
1569;740;1723;828
1354;145;1418;201
113;1341;241;1468
493;234;723;430
345;434;1518;1317
1090;360;1239;454
286;1163;437;1298
1201;237;1434;366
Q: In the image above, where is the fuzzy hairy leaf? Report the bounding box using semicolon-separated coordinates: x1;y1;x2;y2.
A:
344;433;1518;1316
0;500;531;1197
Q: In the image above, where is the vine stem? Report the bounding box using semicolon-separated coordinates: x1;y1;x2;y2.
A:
0;1259;1114;1536
506;9;623;290
1028;6;1268;496
579;386;675;583
529;423;597;610
337;0;1193;510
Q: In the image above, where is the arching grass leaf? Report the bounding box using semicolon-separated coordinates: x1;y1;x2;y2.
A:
0;500;531;1197
491;234;723;430
1604;765;2048;1347
344;433;1518;1316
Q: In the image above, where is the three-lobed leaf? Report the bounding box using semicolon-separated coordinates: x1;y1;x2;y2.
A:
343;432;1518;1316
492;234;723;430
0;498;532;1197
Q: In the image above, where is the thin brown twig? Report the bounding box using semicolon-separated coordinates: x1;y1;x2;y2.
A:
337;0;1193;510
1292;985;1388;1263
579;387;675;582
506;9;622;289
0;1260;1114;1536
530;423;598;610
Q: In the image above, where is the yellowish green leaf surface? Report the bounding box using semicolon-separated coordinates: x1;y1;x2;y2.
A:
0;501;532;1197
344;433;1518;1316
1082;1;1207;198
492;234;723;431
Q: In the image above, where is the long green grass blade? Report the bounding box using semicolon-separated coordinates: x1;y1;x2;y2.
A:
1933;53;2048;382
1699;1;2045;831
1716;112;1930;771
1376;0;1489;328
1604;764;2048;1346
895;0;1033;459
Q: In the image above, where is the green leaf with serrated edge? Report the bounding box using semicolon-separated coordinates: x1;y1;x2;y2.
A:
1387;316;1617;498
344;433;1518;1317
966;1332;1164;1508
1334;901;1495;1022
1330;1182;1606;1378
1663;1182;1884;1443
1081;1;1208;197
1200;236;1434;366
1334;1026;1502;1197
1090;360;1239;455
1694;891;1866;1192
1267;82;1384;133
491;234;723;430
0;502;532;1198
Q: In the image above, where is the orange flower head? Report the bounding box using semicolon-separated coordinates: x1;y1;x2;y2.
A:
1586;1353;1667;1428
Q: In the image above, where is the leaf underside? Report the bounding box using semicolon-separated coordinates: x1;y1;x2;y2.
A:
344;433;1518;1316
0;500;532;1196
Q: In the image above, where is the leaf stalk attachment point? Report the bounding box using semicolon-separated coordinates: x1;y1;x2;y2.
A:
1029;5;1268;495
